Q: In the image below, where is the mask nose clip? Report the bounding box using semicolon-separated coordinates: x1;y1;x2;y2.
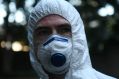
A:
51;53;66;67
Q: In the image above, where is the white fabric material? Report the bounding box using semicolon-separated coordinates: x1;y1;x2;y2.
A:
38;35;72;74
27;0;116;79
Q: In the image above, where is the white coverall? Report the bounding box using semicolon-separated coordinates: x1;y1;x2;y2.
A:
27;0;117;79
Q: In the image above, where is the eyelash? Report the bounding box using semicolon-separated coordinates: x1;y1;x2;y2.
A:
37;29;52;36
58;27;71;33
35;25;71;38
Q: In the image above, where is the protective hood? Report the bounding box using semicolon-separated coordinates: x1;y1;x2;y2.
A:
27;0;116;79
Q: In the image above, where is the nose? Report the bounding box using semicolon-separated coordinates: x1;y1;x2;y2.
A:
52;28;57;35
51;53;66;67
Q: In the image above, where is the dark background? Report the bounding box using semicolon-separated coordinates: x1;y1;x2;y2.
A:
0;0;119;79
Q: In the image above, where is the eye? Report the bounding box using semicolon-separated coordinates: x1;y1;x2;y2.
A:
34;27;52;43
35;27;52;36
57;24;71;37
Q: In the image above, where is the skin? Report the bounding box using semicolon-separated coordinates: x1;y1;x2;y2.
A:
33;14;72;79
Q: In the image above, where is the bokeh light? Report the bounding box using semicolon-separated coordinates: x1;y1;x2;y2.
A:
0;41;6;48
0;3;7;18
98;4;114;17
5;41;12;50
8;13;15;23
0;17;4;26
9;2;16;13
69;0;82;6
12;41;23;52
15;9;26;25
22;45;30;52
89;20;99;28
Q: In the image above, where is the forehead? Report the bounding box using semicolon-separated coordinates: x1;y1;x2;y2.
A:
37;14;70;27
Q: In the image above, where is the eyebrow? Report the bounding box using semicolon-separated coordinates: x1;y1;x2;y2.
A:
57;23;71;27
37;23;71;28
35;23;71;31
34;27;50;33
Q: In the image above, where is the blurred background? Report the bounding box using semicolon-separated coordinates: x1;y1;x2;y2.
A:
0;0;119;79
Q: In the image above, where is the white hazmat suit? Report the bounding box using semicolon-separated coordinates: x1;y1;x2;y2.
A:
27;0;116;79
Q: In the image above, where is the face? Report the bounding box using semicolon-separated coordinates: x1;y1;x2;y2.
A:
33;14;72;45
33;15;72;75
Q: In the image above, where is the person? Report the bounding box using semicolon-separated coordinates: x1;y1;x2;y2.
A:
27;0;117;79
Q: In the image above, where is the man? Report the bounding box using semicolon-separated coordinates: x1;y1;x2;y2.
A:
27;0;116;79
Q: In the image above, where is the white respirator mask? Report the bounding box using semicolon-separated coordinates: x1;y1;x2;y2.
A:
36;35;72;74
